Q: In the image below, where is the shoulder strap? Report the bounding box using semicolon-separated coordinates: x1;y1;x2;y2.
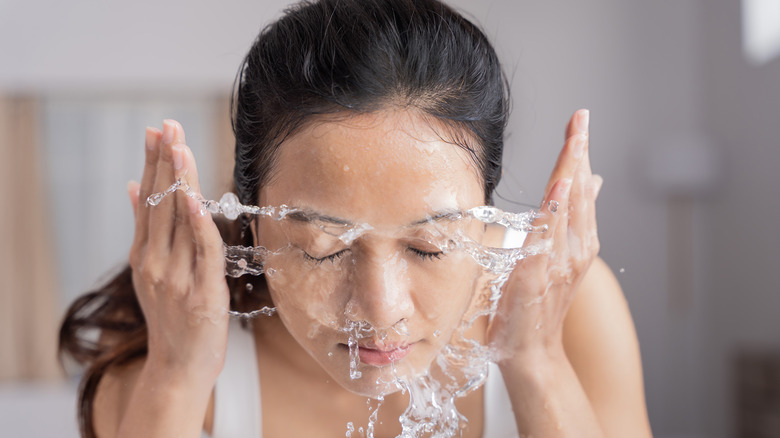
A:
483;362;520;437
502;226;528;249
212;319;262;438
482;225;525;437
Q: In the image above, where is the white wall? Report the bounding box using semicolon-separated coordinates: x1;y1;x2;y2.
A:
0;0;291;92
700;1;780;436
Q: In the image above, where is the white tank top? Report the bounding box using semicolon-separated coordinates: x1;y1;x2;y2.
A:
209;228;525;438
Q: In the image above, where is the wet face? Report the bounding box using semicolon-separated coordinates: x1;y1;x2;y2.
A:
256;109;486;397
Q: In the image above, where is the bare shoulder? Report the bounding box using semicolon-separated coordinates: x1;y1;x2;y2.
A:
562;257;653;437
92;357;216;437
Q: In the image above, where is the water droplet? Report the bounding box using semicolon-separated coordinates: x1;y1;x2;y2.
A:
227;306;276;319
276;204;293;220
347;321;364;380
219;192;240;220
619;268;625;273
468;206;501;223
146;193;165;206
245;283;253;291
433;330;441;338
547;200;559;214
205;200;220;214
266;267;277;277
343;164;350;172
392;319;410;337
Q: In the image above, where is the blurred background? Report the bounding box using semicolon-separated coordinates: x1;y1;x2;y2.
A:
1;0;778;437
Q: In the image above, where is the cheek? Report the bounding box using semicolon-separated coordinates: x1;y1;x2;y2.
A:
265;258;345;328
411;254;483;324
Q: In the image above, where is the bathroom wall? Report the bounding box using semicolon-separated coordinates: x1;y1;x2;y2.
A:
700;1;780;436
3;1;770;437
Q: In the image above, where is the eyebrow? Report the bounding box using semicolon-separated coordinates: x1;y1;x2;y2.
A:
285;208;464;227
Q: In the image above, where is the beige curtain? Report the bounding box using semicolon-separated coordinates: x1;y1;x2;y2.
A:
0;96;61;381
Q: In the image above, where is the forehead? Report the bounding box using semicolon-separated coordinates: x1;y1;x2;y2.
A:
261;109;484;227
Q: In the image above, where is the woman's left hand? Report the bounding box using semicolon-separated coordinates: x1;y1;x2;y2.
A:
487;109;603;361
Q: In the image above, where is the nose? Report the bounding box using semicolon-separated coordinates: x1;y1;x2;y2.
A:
345;250;414;331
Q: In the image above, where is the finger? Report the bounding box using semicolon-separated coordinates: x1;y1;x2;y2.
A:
586;174;603;251
188;196;229;307
525;177;572;248
564;108;589;141
133;127;162;247
127;180;140;217
543;109;589;200
171;144;200;270
567;136;592;257
148;119;186;253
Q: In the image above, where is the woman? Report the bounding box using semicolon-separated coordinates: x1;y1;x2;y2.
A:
59;0;653;436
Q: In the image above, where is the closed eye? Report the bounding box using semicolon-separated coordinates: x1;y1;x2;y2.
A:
407;247;443;261
303;249;350;264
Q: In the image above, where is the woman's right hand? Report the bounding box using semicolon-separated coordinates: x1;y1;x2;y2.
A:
127;120;230;383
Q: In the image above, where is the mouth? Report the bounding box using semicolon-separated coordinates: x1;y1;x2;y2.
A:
359;343;411;366
339;342;413;366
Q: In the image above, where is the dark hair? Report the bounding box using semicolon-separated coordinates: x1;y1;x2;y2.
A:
59;1;509;436
232;0;508;217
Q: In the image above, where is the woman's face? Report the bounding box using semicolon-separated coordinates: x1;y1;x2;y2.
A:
256;109;486;397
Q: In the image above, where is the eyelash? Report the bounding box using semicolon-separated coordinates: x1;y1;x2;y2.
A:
407;247;444;261
303;249;349;265
303;247;443;264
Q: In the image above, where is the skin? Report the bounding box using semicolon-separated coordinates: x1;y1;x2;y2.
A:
94;109;654;438
254;110;487;397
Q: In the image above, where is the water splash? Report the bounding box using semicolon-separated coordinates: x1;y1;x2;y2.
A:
366;397;383;438
466;205;547;233
228;307;276;319
348;328;363;380
146;178;551;436
338;320;381;381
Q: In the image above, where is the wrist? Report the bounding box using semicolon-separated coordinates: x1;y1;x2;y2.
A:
496;342;570;378
140;357;219;397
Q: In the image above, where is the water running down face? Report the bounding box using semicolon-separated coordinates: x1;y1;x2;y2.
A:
255;110;489;397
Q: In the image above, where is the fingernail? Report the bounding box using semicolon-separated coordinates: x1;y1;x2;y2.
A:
573;135;587;160
162;120;175;144
577;109;590;134
145;128;157;151
172;145;185;170
126;180;137;195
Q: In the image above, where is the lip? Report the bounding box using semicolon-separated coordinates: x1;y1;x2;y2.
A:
357;344;411;366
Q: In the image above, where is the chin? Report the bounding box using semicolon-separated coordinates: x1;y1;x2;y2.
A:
337;372;403;398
